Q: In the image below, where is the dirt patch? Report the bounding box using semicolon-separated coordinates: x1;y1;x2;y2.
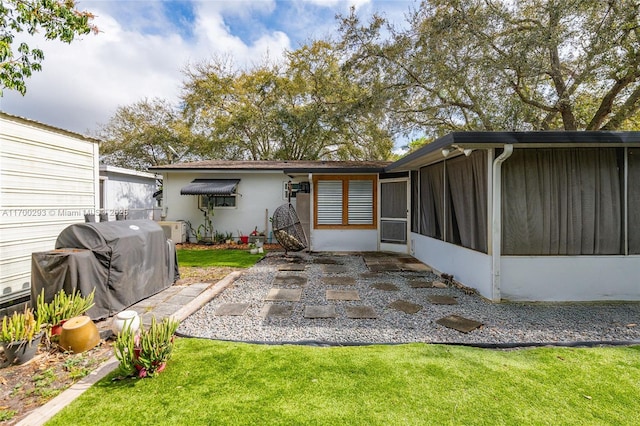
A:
0;340;113;425
176;266;242;285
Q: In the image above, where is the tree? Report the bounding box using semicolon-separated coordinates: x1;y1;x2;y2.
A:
181;45;394;161
182;58;286;160
99;98;206;171
1;0;97;95
338;0;640;133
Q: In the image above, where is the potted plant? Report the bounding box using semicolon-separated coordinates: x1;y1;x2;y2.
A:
114;316;180;378
249;242;258;254
36;289;95;337
1;307;44;365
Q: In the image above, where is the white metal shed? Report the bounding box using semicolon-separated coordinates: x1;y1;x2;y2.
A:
0;112;100;306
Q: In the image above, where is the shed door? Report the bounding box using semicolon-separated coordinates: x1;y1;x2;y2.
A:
379;178;409;253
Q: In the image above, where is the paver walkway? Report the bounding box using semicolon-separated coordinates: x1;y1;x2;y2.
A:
210;252;476;333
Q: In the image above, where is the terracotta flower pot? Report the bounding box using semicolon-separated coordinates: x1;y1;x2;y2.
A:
50;320;67;336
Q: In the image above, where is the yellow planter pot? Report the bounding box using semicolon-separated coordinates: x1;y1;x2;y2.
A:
59;316;100;353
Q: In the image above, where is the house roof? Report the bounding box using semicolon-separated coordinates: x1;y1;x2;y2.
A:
100;164;161;180
387;131;640;172
150;160;391;174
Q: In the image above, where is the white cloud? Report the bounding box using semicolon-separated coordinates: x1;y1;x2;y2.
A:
0;0;413;136
303;0;372;10
1;1;291;135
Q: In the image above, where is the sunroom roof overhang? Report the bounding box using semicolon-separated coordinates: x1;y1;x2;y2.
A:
386;131;640;172
180;179;240;196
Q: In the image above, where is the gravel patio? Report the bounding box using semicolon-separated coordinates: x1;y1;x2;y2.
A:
178;252;640;346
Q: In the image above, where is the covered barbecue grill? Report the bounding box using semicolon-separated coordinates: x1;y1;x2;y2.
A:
31;220;179;320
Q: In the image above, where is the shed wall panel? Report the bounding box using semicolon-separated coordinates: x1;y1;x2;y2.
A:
0;115;99;304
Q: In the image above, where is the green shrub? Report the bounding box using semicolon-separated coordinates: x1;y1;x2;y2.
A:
1;307;43;344
114;316;180;378
36;288;95;326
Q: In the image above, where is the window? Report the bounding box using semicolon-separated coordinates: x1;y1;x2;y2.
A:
314;175;377;229
199;195;236;209
283;181;311;199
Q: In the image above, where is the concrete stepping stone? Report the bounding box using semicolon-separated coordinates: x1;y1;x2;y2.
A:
260;304;293;318
215;303;250;316
346;306;378;319
304;305;337;318
388;299;423;314
397;256;419;263
273;274;307;287
322;264;348;274
427;295;458;305
265;288;302;302
313;258;338;264
436;315;483;333
278;264;306;272
359;272;381;279
322;277;356;286
326;290;360;301
408;280;434;288
369;264;401;272
432;281;448;289
370;282;399;291
402;263;432;272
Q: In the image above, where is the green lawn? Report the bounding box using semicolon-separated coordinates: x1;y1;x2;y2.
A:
48;339;640;425
176;249;264;268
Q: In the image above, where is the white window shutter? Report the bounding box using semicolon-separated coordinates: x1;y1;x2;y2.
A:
317;181;343;224
348;180;373;224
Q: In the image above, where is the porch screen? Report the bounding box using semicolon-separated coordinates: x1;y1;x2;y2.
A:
446;151;488;252
419;162;446;240
411;171;420;233
502;148;623;255
418;152;488;253
629;148;640;254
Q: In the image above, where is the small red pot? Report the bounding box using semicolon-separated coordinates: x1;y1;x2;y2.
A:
51;320;67;336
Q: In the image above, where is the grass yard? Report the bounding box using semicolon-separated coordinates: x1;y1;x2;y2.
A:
177;248;264;268
48;339;640;425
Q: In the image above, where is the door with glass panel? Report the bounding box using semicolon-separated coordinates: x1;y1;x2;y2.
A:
379;178;409;253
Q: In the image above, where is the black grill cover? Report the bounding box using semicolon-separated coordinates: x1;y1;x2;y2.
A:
31;220;179;320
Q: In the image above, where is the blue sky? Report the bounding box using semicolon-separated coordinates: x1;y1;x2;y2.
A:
1;0;416;140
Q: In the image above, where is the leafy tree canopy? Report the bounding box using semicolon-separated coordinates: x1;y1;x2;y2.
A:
181;43;394;161
99;98;208;171
338;0;640;135
1;0;97;95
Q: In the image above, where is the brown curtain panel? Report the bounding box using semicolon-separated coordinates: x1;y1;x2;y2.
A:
419;162;446;239
629;148;640;254
446;151;488;253
411;171;420;233
502;148;622;255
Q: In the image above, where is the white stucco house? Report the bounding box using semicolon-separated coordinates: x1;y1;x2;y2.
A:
0;112;100;307
151;160;391;251
153;131;640;303
99;165;161;221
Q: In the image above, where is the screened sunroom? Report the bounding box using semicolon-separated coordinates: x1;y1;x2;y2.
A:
388;131;640;302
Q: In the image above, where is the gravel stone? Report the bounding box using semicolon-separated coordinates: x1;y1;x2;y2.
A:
178;252;640;346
